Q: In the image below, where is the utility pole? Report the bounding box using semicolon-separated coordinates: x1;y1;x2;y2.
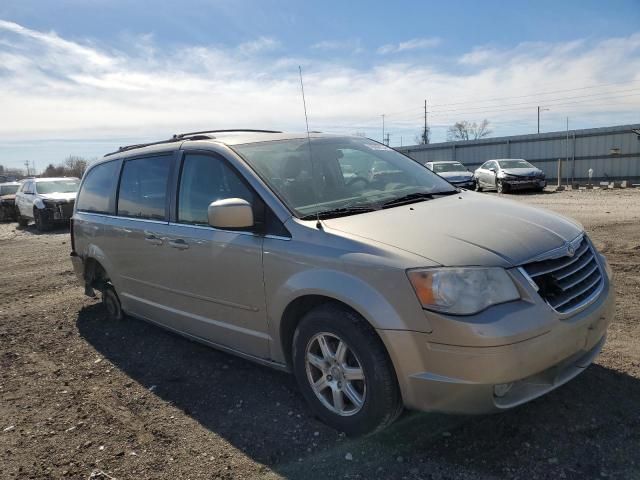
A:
537;106;549;134
384;133;391;146
24;160;30;176
566;117;569;187
423;99;429;144
381;114;385;143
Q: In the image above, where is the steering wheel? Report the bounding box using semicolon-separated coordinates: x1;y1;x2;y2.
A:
346;176;370;188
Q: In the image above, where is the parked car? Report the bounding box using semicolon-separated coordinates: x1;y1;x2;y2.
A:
474;159;546;193
0;182;21;222
425;161;476;189
15;177;80;231
70;130;613;435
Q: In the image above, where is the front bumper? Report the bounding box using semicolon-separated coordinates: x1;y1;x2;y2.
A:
378;277;614;414
43;201;74;221
503;178;546;190
452;180;476;189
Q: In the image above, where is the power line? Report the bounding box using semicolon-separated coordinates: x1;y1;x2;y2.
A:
429;78;640;107
429;87;640;114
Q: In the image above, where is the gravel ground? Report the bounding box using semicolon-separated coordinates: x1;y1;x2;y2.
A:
1;188;639;480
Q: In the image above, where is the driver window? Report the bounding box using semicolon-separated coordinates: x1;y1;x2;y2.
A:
178;153;254;226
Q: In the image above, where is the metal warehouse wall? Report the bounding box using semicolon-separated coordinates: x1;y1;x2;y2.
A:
400;124;640;182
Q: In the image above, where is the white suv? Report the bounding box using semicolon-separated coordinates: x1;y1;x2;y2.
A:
16;177;80;231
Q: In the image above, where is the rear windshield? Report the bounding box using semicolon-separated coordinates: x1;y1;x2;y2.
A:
0;185;19;195
433;162;467;173
498;160;534;169
35;180;80;194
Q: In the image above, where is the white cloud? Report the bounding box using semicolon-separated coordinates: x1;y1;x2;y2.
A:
377;37;441;54
0;19;638;164
311;39;363;53
237;36;280;54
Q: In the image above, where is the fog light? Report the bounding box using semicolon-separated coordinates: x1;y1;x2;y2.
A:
493;383;514;398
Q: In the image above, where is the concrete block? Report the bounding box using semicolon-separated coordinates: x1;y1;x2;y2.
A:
585;184;593;190
620;180;629;188
608;182;621;189
554;185;565;192
572;182;581;190
600;181;609;187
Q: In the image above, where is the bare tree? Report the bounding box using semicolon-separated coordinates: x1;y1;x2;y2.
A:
64;156;88;178
447;119;492;141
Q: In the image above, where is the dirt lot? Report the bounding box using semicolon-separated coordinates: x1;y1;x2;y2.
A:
1;189;639;480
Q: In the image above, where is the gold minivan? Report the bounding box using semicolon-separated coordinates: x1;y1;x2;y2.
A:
71;130;614;435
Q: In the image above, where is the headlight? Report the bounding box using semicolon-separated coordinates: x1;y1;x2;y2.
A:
407;267;520;315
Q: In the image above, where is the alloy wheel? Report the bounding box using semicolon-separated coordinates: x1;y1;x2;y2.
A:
305;332;366;416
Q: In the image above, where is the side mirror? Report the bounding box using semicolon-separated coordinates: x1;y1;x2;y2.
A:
489;168;496;172
207;198;254;229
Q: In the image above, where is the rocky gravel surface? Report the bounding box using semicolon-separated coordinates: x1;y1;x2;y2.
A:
1;188;639;479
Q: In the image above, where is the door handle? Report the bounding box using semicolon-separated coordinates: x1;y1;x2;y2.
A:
144;233;163;246
168;238;189;250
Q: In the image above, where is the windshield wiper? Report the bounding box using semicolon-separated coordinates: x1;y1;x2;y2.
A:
381;190;458;209
300;205;377;220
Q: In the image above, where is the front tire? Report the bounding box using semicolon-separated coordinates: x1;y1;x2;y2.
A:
497;179;510;194
17;214;29;227
292;304;402;436
34;208;52;232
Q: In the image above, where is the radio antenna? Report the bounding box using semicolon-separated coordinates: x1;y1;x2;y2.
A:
298;65;322;230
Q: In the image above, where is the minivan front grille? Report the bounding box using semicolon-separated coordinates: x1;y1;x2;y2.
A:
522;236;603;314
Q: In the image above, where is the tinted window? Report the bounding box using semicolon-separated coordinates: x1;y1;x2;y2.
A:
117;156;171;220
76;161;120;214
178;154;254;225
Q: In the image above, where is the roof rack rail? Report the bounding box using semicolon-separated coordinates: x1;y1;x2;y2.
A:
104;137;181;157
172;129;282;139
104;129;282;157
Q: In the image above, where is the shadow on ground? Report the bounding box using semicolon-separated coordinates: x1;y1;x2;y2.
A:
77;303;640;479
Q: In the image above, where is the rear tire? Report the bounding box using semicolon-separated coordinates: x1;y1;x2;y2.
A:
292;304;402;436
475;181;482;192
102;284;123;321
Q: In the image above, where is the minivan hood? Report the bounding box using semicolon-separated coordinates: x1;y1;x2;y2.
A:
323;191;582;267
39;192;77;201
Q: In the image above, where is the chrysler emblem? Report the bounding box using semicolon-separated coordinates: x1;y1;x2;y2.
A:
567;244;575;257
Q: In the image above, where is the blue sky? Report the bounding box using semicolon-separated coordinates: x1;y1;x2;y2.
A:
1;0;639;171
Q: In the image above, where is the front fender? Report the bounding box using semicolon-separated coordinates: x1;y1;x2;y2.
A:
267;268;423;363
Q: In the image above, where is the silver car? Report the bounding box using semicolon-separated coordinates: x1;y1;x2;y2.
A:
70;130;614;435
474;158;546;193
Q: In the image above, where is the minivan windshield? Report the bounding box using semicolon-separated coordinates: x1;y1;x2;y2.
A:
0;185;19;195
498;159;534;169
35;179;80;194
433;162;467;173
233;136;456;218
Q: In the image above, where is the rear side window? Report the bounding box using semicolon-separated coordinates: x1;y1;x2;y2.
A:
76;161;120;214
178;153;254;226
117;155;172;220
